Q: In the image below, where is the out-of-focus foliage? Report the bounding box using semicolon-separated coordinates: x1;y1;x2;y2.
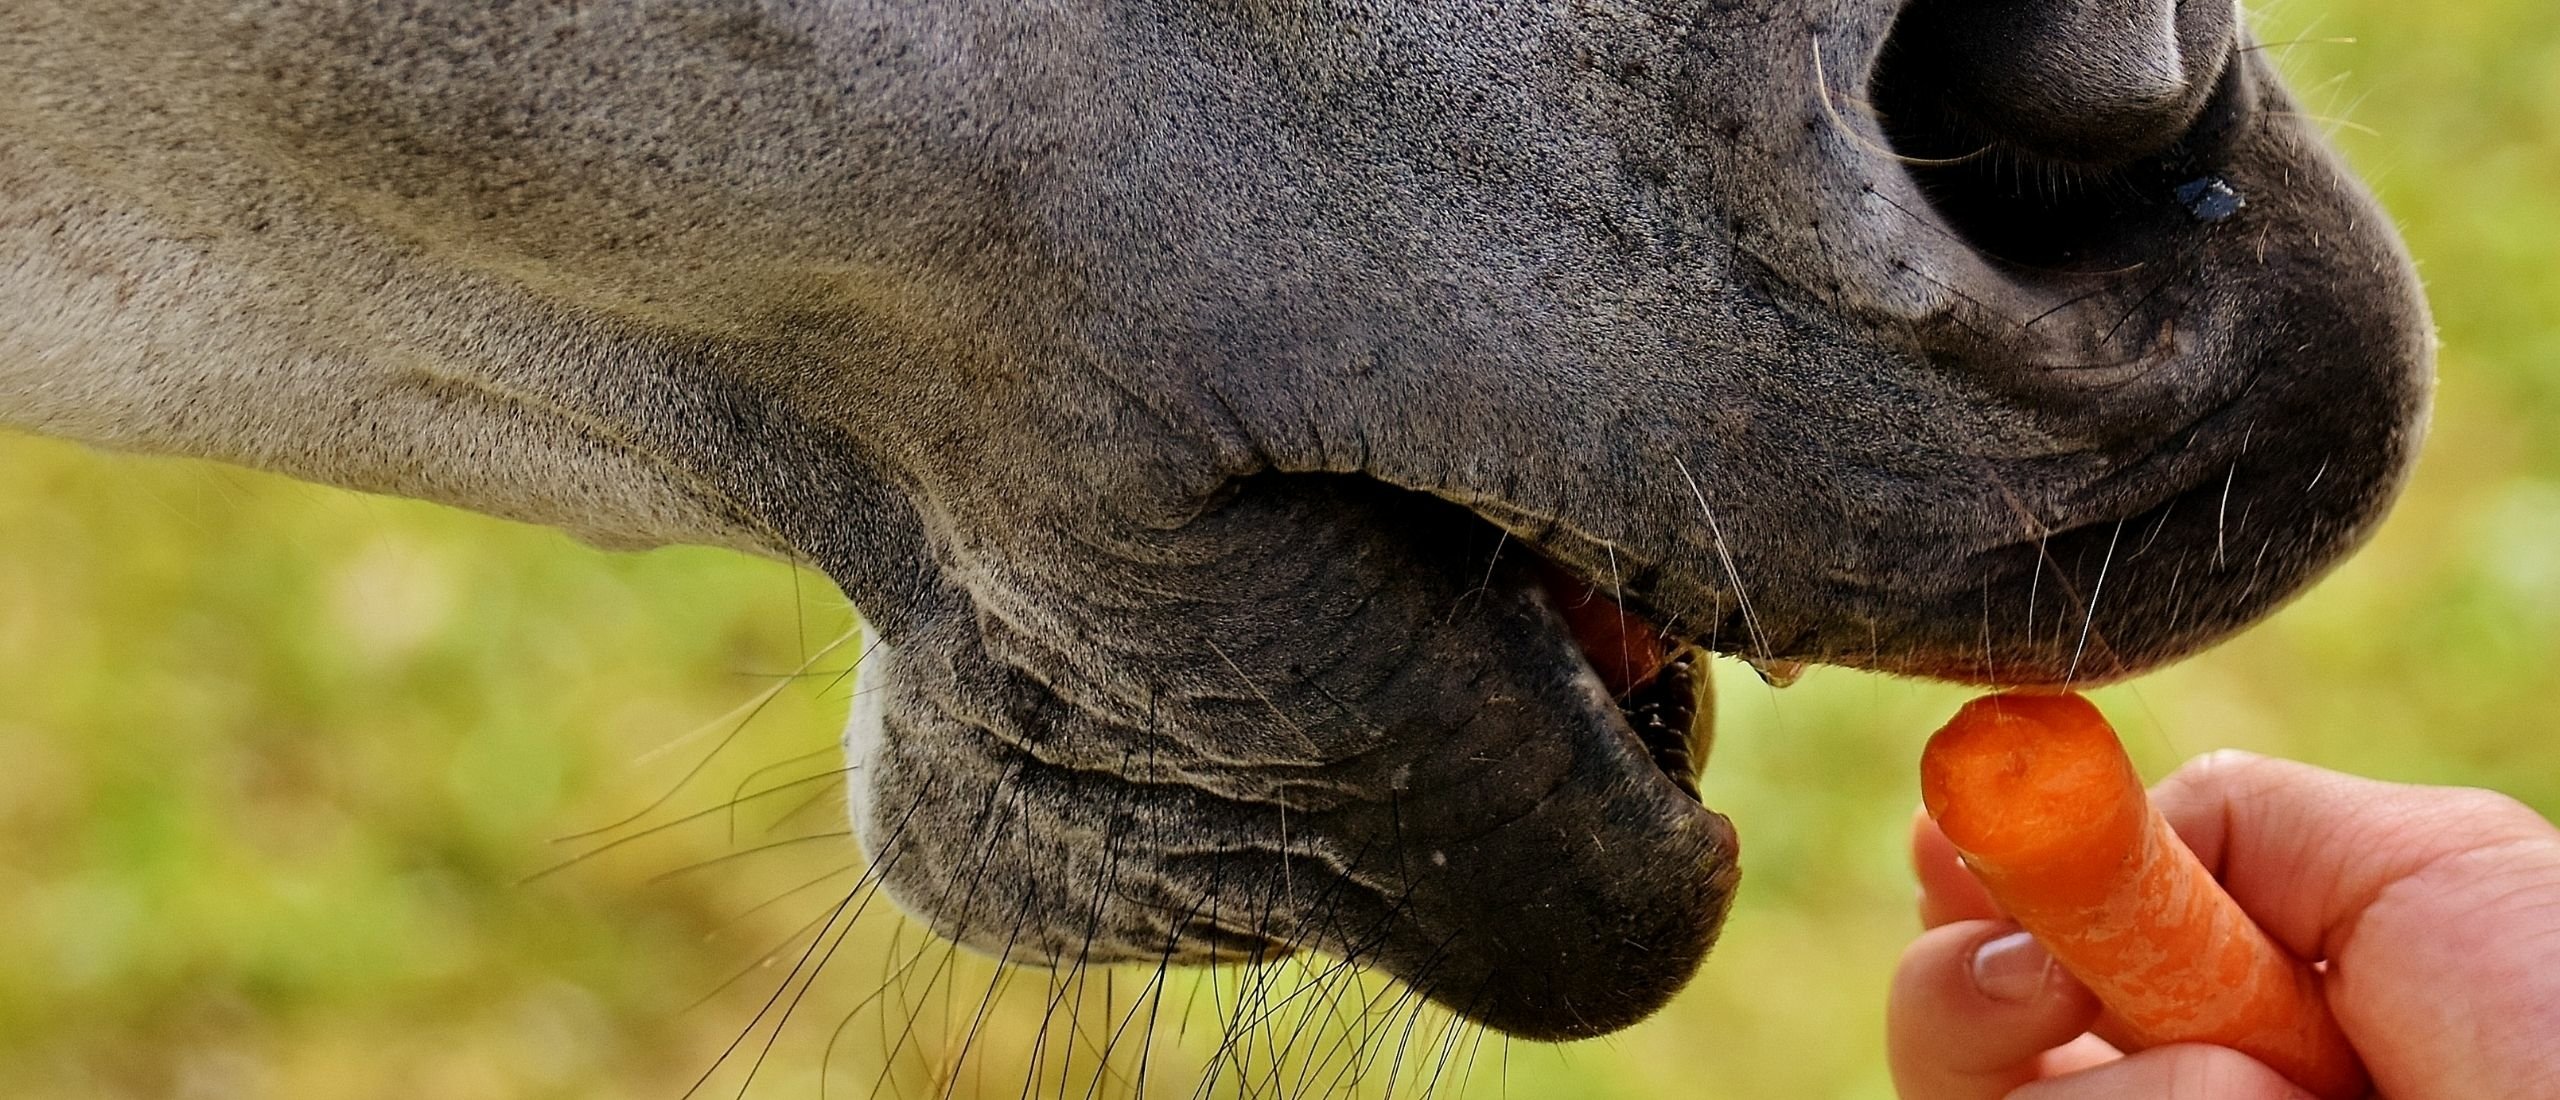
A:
1;1;2552;1096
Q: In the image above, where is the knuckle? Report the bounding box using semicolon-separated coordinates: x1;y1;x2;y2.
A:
2432;787;2549;836
2370;784;2558;860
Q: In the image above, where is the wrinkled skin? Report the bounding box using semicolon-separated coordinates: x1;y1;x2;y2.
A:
1;0;2429;1039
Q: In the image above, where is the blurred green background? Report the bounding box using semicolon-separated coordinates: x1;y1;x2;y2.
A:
3;2;2555;1096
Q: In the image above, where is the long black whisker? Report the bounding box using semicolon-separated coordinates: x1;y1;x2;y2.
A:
646;830;850;885
555;629;870;843
521;767;857;883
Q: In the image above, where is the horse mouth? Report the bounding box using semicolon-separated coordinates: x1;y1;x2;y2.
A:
1532;559;1712;802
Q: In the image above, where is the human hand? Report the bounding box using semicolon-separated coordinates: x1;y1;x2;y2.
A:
1887;750;2560;1099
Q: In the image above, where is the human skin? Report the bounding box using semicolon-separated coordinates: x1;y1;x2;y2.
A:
1888;750;2560;1100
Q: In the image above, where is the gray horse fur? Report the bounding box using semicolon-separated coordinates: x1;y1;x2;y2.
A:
1;0;2429;1038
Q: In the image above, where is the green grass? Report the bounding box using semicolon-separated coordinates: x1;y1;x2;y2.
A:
4;3;2557;1096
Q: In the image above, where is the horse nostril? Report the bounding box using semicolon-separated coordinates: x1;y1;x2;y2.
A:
1869;0;2258;271
1888;0;2239;166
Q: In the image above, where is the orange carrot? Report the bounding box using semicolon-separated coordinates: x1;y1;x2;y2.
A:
1921;693;2367;1100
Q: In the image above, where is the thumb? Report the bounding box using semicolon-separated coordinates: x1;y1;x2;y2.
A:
2149;751;2560;1100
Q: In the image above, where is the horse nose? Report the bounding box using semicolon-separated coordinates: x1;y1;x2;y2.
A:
1885;0;2241;165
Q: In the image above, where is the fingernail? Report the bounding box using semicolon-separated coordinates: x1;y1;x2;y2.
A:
1970;930;2053;1004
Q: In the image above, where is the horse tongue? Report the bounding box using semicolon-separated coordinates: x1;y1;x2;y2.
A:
1534;562;1670;697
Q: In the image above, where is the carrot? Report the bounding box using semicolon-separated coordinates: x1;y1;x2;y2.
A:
1920;693;2368;1100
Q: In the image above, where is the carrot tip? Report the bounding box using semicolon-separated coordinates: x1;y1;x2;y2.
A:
1921;693;2137;867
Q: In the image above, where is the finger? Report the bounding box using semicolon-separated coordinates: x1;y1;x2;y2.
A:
2007;1043;2319;1100
2150;751;2560;1100
2148;750;2559;960
1913;808;2001;928
2040;1033;2123;1078
1888;920;2102;1100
